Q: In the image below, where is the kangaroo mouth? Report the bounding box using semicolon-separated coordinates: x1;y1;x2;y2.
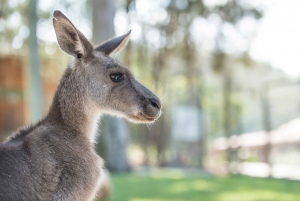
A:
140;112;160;121
128;111;161;123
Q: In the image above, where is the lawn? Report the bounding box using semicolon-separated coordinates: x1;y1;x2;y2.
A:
107;170;300;201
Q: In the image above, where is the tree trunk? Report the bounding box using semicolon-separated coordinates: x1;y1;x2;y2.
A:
183;33;205;168
92;0;130;172
260;82;272;176
222;66;233;169
28;0;43;122
92;0;115;44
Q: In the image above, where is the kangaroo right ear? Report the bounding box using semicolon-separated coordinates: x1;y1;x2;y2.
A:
95;30;131;58
53;10;93;58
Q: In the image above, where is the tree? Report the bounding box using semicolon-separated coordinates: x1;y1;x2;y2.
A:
92;0;130;172
122;0;263;169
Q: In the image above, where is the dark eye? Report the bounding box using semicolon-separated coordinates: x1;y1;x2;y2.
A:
110;73;124;83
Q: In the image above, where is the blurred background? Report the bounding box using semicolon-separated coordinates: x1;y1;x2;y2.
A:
1;0;300;200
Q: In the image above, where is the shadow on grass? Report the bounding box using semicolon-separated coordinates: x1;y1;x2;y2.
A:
108;173;300;201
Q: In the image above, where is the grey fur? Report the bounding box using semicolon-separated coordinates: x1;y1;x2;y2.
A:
0;11;161;201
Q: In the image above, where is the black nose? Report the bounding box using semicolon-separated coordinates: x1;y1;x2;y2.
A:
149;98;161;109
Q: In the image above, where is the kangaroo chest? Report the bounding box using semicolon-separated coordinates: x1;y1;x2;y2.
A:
50;139;103;201
53;157;102;201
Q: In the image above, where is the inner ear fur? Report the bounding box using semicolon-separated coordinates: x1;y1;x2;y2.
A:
53;10;93;58
95;30;131;58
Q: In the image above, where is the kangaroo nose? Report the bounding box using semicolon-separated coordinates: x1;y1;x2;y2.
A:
149;98;161;110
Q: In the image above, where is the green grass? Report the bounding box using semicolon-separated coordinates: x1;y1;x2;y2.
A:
108;171;300;201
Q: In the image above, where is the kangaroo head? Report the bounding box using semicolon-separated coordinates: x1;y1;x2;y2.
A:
53;11;161;123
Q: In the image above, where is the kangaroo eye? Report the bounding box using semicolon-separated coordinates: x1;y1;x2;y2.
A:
110;73;124;83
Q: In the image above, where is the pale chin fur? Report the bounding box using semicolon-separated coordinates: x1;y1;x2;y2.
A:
86;108;161;144
100;108;161;125
100;109;128;119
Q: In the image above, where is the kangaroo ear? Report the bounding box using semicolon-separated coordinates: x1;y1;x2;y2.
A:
95;30;131;58
53;10;93;58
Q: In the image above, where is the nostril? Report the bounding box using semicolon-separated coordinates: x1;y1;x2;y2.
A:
149;98;161;110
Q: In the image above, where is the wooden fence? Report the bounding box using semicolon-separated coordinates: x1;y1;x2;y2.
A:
0;54;65;142
208;118;300;179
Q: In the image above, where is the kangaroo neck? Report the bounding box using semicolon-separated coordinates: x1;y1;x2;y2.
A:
47;67;101;142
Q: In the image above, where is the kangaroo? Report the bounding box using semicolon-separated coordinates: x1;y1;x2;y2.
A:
0;10;161;201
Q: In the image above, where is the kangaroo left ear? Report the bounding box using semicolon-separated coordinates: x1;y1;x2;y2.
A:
53;10;93;59
95;30;131;58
